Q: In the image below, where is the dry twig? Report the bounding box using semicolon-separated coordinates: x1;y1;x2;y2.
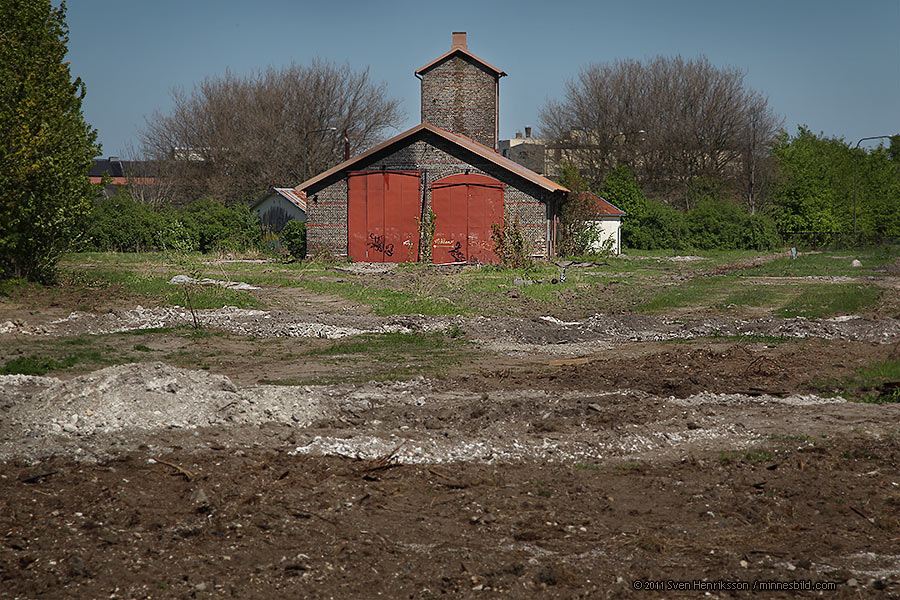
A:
151;457;194;481
357;442;406;474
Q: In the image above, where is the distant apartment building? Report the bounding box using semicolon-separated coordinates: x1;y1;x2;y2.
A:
498;128;605;180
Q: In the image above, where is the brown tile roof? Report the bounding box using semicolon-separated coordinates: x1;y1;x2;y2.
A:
581;192;625;217
294;122;567;194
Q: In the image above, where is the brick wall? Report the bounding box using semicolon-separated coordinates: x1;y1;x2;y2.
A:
305;179;348;253
420;55;498;150
306;131;556;259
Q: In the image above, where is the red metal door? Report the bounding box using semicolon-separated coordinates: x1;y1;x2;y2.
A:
431;174;504;264
348;171;420;262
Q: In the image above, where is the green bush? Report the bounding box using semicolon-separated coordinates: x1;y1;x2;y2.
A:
599;163;781;252
741;212;782;251
83;193;264;254
281;219;306;260
687;198;745;249
625;199;688;250
180;197;262;253
84;194;164;252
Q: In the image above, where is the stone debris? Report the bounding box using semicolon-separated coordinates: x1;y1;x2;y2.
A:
168;275;260;290
329;263;399;274
0;320;21;334
3;304;898;345
2;362;325;439
1;361;869;465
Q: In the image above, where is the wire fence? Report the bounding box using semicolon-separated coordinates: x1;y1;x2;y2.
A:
781;231;900;251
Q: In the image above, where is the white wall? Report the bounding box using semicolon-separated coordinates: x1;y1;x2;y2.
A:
586;217;621;255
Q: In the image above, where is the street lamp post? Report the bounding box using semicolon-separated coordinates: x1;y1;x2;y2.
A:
853;134;895;234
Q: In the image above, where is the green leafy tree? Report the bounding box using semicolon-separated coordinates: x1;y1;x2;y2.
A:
555;163;599;256
0;0;101;281
854;144;900;237
600;164;647;249
770;127;850;234
771;127;900;238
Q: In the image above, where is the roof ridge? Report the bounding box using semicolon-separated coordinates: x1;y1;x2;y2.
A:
415;47;507;77
294;122;567;194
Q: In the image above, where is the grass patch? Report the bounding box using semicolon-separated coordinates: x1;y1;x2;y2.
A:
0;277;30;297
775;284;882;318
720;284;795;309
266;331;469;385
851;360;900;404
817;359;900;404
79;269;260;310
737;247;900;277
64;251;187;266
857;359;900;381
1;349;114;375
298;280;459;316
636;277;734;312
574;463;603;471
306;332;453;357
710;334;792;344
768;433;813;443
639;278;883;317
718;449;774;464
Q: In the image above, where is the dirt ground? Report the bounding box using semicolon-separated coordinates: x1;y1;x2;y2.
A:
3;259;900;599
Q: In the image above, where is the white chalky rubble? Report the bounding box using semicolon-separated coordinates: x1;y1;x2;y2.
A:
287;424;757;465
4;306;418;339
1;361;863;464
168;275;260;290
669;391;846;407
2;304;898;344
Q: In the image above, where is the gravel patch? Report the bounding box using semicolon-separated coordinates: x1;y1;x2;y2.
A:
3;306;898;345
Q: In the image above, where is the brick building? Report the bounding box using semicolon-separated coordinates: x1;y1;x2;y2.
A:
297;32;568;263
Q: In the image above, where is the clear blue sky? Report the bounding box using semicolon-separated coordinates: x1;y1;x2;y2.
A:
65;0;899;159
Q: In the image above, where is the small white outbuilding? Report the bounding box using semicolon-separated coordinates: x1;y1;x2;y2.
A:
581;192;625;255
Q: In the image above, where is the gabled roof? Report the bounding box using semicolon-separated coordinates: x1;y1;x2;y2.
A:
293;123;567;195
252;187;308;212
581;192;625;217
415;47;507;78
88;156;153;183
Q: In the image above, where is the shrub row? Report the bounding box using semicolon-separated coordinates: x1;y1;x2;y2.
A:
82;194;265;254
624;198;781;251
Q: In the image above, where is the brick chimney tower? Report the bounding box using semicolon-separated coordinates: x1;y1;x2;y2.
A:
415;32;506;150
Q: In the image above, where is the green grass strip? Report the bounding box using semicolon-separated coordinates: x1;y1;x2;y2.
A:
775;284;882;318
297;280;460;316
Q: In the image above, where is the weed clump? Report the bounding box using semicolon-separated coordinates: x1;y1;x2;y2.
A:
491;214;533;269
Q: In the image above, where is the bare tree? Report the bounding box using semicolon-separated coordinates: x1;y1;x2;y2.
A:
141;60;404;205
740;97;780;214
540;55;781;210
114;143;175;208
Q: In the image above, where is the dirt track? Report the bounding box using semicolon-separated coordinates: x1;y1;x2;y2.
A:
3;270;900;598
